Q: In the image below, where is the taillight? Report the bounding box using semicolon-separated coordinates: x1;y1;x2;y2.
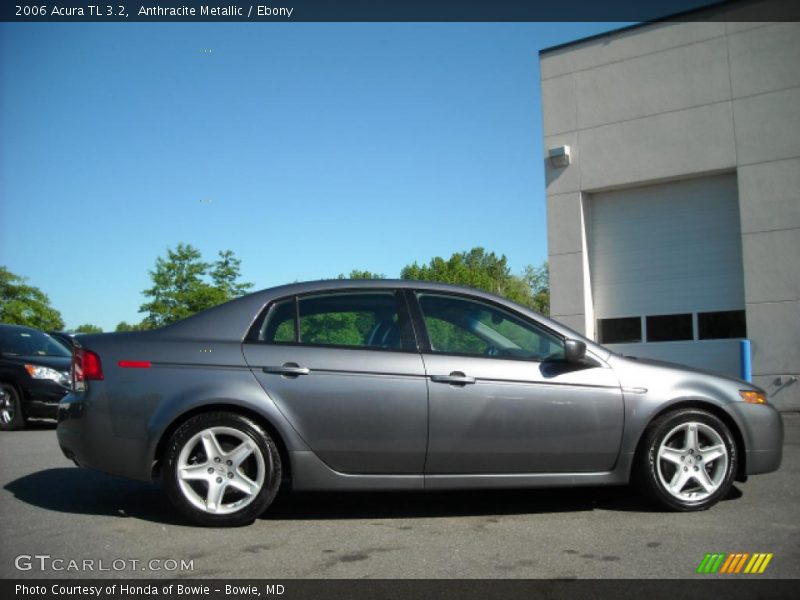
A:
72;348;104;391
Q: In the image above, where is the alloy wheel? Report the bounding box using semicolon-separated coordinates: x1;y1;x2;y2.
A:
656;421;729;502
176;426;267;515
0;388;14;425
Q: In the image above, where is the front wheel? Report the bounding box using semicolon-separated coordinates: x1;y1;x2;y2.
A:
163;412;282;526
0;384;25;431
638;409;737;511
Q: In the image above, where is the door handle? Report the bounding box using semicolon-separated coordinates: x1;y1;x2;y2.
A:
431;372;476;385
263;364;310;376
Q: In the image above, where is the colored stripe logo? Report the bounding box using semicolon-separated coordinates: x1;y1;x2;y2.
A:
696;553;773;574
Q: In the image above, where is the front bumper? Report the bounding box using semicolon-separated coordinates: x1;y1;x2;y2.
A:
730;402;784;475
23;379;70;418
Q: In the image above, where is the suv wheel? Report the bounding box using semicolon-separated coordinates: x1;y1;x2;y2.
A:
163;412;282;526
0;384;25;431
638;409;737;511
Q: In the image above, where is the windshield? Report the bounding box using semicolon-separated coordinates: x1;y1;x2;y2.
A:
0;329;71;357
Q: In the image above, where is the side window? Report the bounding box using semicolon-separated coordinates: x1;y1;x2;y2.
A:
423;316;489;356
416;293;564;361
298;292;403;349
261;298;296;343
260;292;409;350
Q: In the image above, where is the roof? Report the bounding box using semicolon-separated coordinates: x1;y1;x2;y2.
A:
162;278;526;341
154;278;607;357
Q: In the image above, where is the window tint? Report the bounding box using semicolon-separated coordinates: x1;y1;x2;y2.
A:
646;314;693;342
597;317;641;344
298;292;403;349
416;293;563;360
261;298;296;343
423;316;488;355
698;310;746;340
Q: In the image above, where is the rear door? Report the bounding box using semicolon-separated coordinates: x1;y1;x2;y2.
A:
242;290;428;474
411;291;624;474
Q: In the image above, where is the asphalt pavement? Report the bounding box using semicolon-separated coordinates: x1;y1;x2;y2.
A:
1;414;798;579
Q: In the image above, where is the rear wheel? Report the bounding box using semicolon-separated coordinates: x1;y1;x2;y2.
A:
638;409;737;511
163;412;281;526
0;384;25;431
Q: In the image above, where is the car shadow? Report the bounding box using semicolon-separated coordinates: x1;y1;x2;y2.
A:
22;420;58;430
5;468;743;525
3;468;191;526
263;486;657;521
265;483;744;520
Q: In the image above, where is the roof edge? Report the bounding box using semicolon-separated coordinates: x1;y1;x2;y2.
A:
539;0;734;56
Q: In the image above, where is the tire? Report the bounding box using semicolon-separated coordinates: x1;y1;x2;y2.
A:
163;412;282;526
637;408;737;511
0;384;25;431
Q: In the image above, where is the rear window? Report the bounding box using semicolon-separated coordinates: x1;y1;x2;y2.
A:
0;329;71;357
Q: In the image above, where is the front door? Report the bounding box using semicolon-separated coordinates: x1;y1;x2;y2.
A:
412;292;624;474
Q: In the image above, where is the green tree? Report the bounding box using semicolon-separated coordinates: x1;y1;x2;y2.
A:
402;248;510;291
73;323;103;334
139;244;251;328
522;262;550;316
115;321;150;332
211;250;253;299
400;248;547;312
0;266;65;330
337;269;385;280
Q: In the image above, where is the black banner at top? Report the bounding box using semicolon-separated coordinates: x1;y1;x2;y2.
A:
2;0;800;23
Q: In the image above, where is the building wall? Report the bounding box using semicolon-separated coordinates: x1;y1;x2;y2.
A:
540;19;800;410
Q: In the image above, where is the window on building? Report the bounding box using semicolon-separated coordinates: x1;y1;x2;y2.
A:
646;314;693;342
597;317;642;344
698;310;746;340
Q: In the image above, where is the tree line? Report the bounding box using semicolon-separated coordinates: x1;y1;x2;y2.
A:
0;245;549;333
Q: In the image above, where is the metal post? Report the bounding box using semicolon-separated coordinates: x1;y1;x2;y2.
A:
740;339;752;383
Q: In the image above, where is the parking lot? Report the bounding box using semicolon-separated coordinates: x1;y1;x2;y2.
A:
1;414;798;579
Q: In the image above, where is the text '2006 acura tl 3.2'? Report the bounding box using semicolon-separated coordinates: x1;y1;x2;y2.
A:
57;280;783;526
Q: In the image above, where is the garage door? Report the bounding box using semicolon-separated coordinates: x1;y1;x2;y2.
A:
589;173;746;376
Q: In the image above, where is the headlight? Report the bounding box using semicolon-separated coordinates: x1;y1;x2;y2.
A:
25;364;70;386
739;390;767;405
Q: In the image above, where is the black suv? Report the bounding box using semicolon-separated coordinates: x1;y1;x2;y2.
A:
0;324;72;430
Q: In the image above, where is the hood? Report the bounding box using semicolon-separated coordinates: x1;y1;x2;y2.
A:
610;353;761;392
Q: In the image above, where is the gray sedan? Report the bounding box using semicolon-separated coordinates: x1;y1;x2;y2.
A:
57;280;783;526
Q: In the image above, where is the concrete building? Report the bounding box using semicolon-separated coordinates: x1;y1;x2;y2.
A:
539;5;799;409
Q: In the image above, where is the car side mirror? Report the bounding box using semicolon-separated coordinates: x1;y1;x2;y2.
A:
564;339;586;363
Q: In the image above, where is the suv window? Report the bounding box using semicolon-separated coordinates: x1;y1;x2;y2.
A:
0;329;71;357
261;291;408;350
416;293;564;361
